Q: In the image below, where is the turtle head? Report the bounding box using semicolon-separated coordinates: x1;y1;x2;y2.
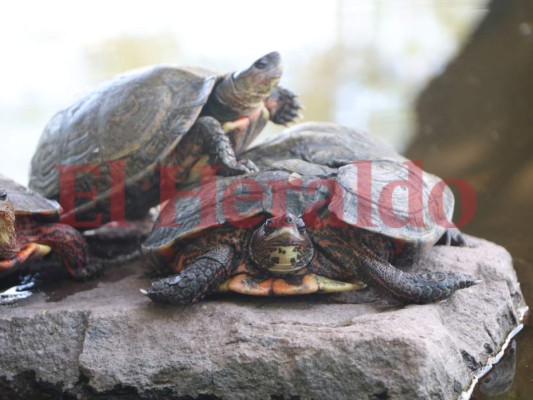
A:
250;213;314;274
0;189;18;258
233;51;282;96
212;52;282;118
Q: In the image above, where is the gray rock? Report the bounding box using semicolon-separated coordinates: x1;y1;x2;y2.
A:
0;236;527;399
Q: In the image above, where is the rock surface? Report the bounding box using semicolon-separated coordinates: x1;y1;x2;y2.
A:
0;236;527;400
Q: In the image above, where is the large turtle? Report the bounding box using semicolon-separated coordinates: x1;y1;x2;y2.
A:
141;152;479;304
0;174;101;279
29;52;299;225
245;121;466;245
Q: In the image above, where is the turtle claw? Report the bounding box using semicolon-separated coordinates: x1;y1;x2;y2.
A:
144;272;203;304
193;116;259;176
238;159;259;174
220;158;259;176
437;228;466;247
145;247;234;304
266;86;301;125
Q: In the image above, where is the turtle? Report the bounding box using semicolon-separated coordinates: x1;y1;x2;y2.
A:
244;121;465;245
141;156;479;305
29;51;300;225
0;174;101;279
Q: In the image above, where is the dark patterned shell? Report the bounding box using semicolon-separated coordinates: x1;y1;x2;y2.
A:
246;122;454;247
29;65;217;200
144;159;452;253
245;121;405;169
143;161;336;251
0;174;60;218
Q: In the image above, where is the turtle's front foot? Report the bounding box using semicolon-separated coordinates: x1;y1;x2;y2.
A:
142;263;218;304
142;273;198;304
191;116;259;176
143;247;234;304
266;86;301;125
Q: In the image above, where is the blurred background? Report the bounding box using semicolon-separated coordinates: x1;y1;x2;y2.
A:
0;0;531;398
0;0;487;184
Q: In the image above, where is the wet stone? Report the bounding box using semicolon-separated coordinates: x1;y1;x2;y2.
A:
0;236;527;400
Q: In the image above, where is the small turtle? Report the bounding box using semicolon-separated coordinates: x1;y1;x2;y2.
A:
0;174;101;279
141;157;479;305
29;52;299;224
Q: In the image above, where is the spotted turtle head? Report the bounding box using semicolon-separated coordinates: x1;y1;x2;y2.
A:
249;213;314;274
0;188;18;258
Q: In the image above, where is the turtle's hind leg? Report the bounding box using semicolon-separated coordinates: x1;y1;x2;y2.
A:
356;247;480;304
143;246;235;304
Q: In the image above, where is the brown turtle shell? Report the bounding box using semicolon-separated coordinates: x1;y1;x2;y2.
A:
29;66;217;213
0;174;60;219
245;121;406;169
143;157;453;255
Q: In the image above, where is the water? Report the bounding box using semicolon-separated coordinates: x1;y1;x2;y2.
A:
2;0;532;398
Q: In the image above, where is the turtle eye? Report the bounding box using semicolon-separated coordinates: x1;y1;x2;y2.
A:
264;219;274;234
0;189;6;201
285;215;293;224
254;57;270;69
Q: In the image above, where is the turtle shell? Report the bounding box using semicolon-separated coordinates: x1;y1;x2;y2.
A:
245;121;406;169
143;156;453;254
332;161;453;250
29;65;217;205
0;174;60;219
246;122;454;247
143;162;335;252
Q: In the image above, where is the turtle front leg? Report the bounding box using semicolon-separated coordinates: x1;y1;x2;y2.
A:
19;222;103;280
172;116;258;177
264;86;301;125
354;247;480;304
143;246;236;304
